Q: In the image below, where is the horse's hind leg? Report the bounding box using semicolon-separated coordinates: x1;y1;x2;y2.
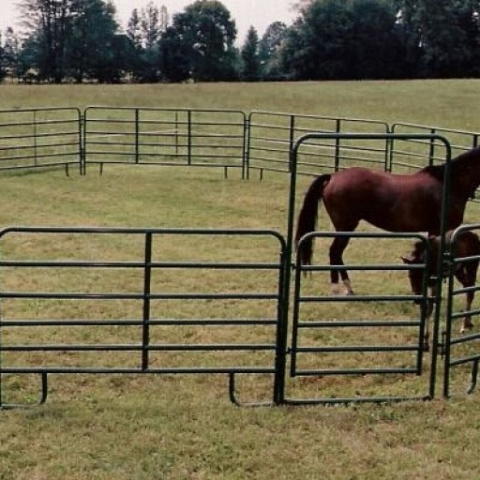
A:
329;236;354;295
458;265;476;333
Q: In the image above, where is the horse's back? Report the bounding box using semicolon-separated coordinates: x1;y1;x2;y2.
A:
450;230;480;257
322;167;443;232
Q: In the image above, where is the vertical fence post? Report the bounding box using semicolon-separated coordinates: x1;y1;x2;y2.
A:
288;115;296;173
243;113;250;180
429;138;451;400
274;139;305;404
32;110;38;167
135;108;140;164
428;128;437;166
79;109;86;175
385;125;393;172
142;232;153;371
334;119;341;171
175;111;179;156
187;110;192;165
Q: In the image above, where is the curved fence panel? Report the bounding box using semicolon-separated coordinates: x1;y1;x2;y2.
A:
247;111;390;177
0;108;82;173
390;123;480;173
84;107;247;176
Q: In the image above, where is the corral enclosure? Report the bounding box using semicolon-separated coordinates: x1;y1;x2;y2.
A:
1;107;480;408
2;81;480;480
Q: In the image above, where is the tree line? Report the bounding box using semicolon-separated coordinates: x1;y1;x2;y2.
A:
1;0;479;84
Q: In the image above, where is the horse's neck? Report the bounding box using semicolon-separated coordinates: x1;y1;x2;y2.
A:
451;166;480;199
450;150;480;197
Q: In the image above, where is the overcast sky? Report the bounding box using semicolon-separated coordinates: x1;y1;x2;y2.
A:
0;0;298;43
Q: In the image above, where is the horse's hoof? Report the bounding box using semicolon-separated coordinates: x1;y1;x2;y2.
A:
460;324;473;334
343;280;354;296
330;283;342;295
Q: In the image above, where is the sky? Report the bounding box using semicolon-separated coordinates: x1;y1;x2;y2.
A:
0;0;298;43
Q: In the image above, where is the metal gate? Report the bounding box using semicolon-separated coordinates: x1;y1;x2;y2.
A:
287;232;436;404
442;224;480;398
0;227;287;408
282;132;453;404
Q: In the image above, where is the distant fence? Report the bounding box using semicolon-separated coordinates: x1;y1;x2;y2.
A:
0;108;82;174
247;111;390;177
84;107;247;175
0;107;479;177
390;122;480;174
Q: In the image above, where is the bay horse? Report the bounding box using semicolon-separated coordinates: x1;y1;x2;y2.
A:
295;146;480;295
402;230;480;340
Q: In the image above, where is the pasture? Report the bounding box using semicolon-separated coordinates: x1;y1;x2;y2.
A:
1;80;480;479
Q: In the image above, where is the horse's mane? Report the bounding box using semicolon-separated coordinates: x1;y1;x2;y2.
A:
421;146;480;182
422;164;444;181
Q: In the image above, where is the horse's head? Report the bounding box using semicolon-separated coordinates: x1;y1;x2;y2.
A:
401;240;426;300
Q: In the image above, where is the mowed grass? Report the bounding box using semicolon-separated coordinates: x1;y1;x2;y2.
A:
1;81;480;479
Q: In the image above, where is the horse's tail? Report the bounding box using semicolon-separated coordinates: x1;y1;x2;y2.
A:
295;174;331;265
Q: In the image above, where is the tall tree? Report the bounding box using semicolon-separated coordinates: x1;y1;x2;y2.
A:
0;32;7;82
258;21;288;80
140;2;165;50
392;0;422;77
159;0;238;82
393;0;480;77
414;0;480;77
18;0;76;82
66;0;121;82
241;27;260;81
158;25;191;82
282;0;405;80
126;3;169;82
126;8;142;50
2;28;20;80
17;0;122;83
348;0;405;79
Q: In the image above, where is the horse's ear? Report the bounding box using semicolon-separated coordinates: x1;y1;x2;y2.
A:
401;255;414;264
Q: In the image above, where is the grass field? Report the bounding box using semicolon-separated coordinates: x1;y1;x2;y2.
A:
1;80;480;479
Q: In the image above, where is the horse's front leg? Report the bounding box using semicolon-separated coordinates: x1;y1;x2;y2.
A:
329;236;354;295
421;287;435;352
460;290;474;333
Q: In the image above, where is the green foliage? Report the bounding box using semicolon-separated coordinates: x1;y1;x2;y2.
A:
4;0;480;82
159;0;239;82
396;0;480;77
16;0;122;83
283;0;405;80
66;0;123;83
413;0;480;77
240;27;260;81
258;21;289;80
126;2;168;82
